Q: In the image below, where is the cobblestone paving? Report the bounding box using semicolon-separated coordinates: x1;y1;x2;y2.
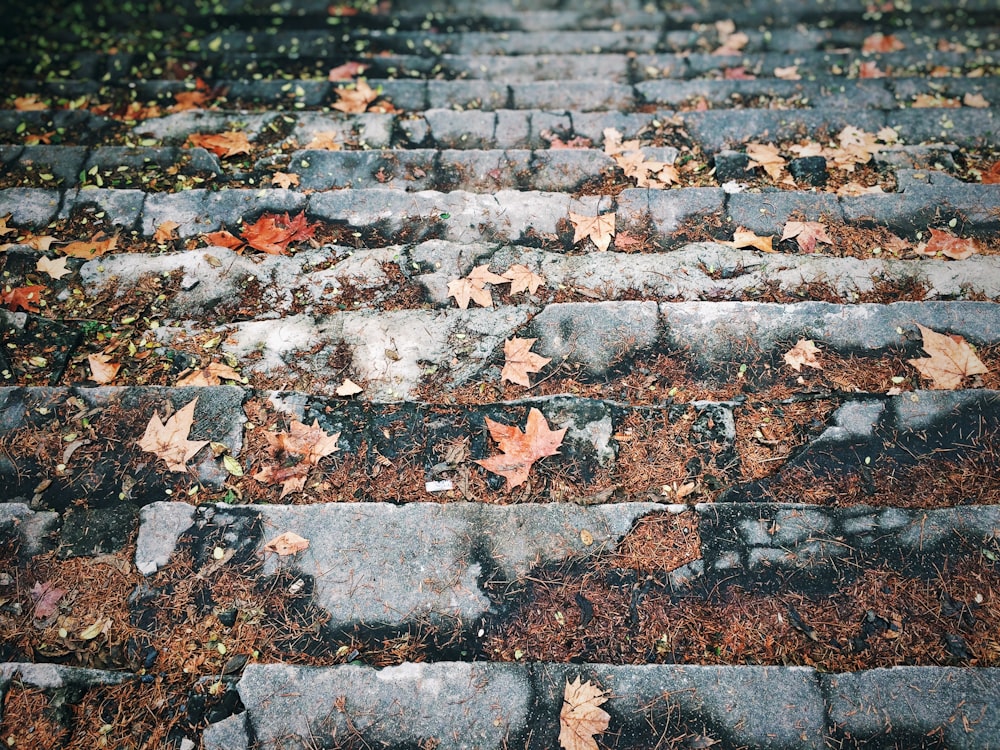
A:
1;0;1000;748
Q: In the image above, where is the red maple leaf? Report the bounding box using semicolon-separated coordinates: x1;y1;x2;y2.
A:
2;285;45;313
240;211;318;255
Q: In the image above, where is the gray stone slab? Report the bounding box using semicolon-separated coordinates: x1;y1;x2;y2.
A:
223;79;330;107
426;80;508;110
840;183;1000;234
534;664;826;749
141;189;216;237
680;109;887;152
203;188;306;228
0;662;132;693
0;188;62;227
726;191;843;235
887;107;999;149
131;111;278;144
526;301;660;376
823;668;1000;749
0;504;58;557
289;112;394;149
424;108;496;148
8;146;87;187
437;149;533;191
529;148;616;191
493;109;531;148
59;187;145;229
234;662;530;750
443;52;630;83
290;149;437;191
569;111;657;145
374;79;429;111
135;501;196;575
618;187;724;234
512;81;635;111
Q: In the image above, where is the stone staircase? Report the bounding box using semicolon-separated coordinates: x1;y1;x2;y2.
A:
2;0;1000;747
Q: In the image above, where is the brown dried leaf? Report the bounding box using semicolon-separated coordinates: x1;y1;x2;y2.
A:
153;220;180;243
502;264;545;295
253;420;340;498
30;581;66;620
305;131;342;150
137;399;210;472
559;676;610;750
14;95;48;111
176;361;242;386
447;264;507;309
862;33;905;53
783;339;822;372
188;131;252;158
336;378;363;396
475;407;566;490
858;61;886;79
271;171;300;189
982;161;1000;185
728;227;774;253
2;285;45;313
501;337;551;387
263;531;310;556
569;212;615;252
918;228;978;260
328;61;368;80
774;65;800;80
36;256;71;279
907;325;987;390
333;80;379;113
964;92;990;108
745;142;786;181
88;353;121;385
780;221;833;253
61;233;118;259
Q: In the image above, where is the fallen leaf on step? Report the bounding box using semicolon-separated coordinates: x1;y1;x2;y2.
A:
14;95;48;111
862;33;905;53
154;220;180;243
336;378;363;396
2;284;45;313
774;65;801;80
964;93;990;108
35;255;71;279
333;80;379;113
30;581;66;621
61;233;117;259
271;171;300;189
569;212;616;252
780;221;833;253
203;229;245;251
907;325;987;390
476;408;566;490
502;264;545;295
447;264;508;309
501;337;551;387
328;61;368;80
559;676;610;750
727;227;774;253
187;131;252;158
915;228;978;260
138;398;210;472
176;361;242;386
253;420;340;498
88;353;121;384
746;143;786;182
241;211;317;255
264;531;310;556
783;339;822;372
304;131;342;150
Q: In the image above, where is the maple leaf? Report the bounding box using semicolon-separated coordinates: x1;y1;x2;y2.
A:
328;61;368;80
964;93;990;109
907;325;987;390
0;215;13;236
746;143;786;181
241;211;317;255
774;65;801;80
783;339;822;372
501;338;551;387
858;61;887;79
723;66;755;80
981;161;1000;185
271;171;300;189
569;212;615;252
253;420;340;498
862;33;905;53
176;361;242;386
30;581;66;621
264;531;310;556
203;230;245;251
188;131;252;159
912;94;959;108
14;95;48;111
36;256;71;279
138;399;210;472
781;221;833;253
2;284;44;312
502;264;545;295
169;80;212;112
728;228;774;253
917;228;978;260
333;80;379;114
153;220;180;243
61;233;118;259
475;408;566;490
88;353;121;384
447;264;508;309
336;378;363;396
304;131;342;150
559;676;610;750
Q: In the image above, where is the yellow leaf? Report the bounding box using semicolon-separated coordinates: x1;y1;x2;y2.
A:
728;227;774;253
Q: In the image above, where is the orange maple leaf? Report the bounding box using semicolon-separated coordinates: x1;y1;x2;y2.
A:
241;211;317;255
501;338;551;387
862;33;905;53
982;161;1000;185
188;131;252;159
328;61;368;80
14;96;48;111
2;284;45;313
475;408;566;490
137;399;210;472
253;419;340;498
917;228;978;260
780;221;833;253
153;220;180;243
332;80;379;114
203;229;245;252
728;227;774;253
61;233;118;259
88;353;121;384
